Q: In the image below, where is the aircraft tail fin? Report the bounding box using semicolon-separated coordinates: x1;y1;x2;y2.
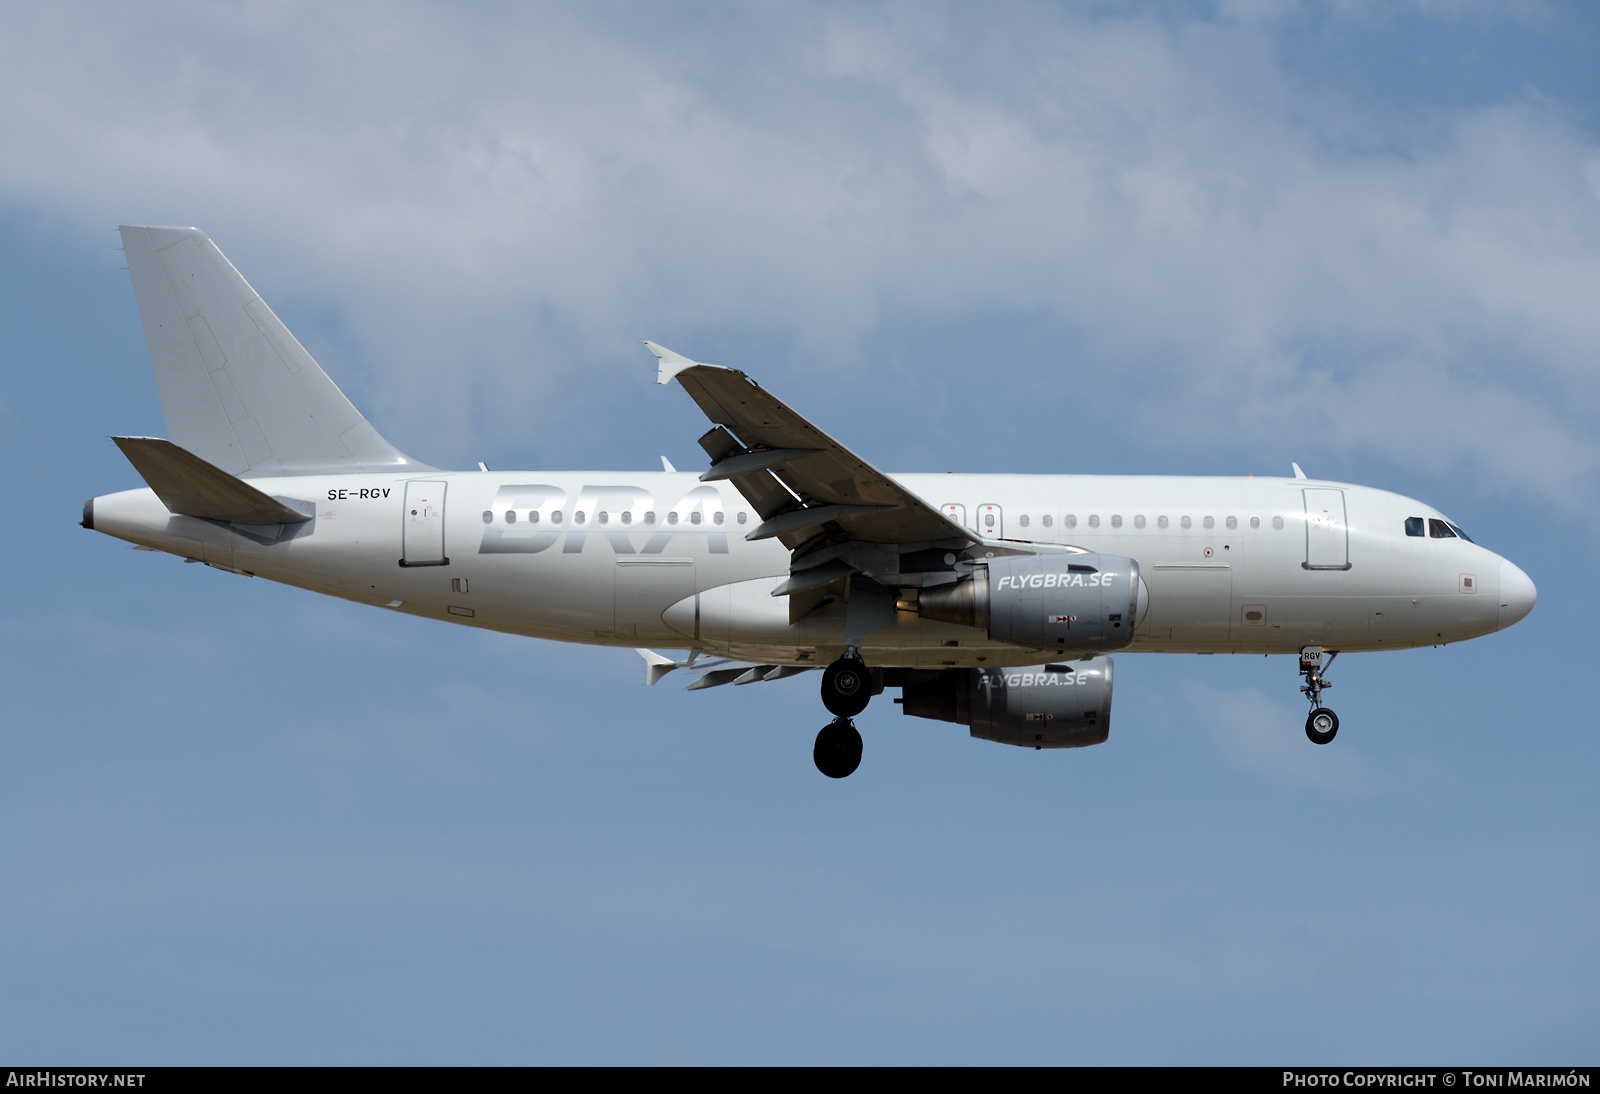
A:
113;436;313;525
118;226;431;478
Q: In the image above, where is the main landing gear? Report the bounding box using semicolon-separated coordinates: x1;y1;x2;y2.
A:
814;717;863;779
820;651;872;717
1299;645;1339;745
815;648;872;777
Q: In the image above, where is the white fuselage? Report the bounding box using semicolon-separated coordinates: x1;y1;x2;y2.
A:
90;470;1530;668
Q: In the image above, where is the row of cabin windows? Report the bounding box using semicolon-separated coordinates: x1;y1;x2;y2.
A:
482;509;748;526
479;508;1474;541
1012;513;1284;531
1405;516;1473;542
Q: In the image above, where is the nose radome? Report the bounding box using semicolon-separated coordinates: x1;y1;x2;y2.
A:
1498;558;1537;630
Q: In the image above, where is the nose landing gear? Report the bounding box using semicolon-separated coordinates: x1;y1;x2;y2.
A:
1300;645;1339;744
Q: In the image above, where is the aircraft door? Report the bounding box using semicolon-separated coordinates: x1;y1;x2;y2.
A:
977;503;1002;539
401;481;448;566
1303;488;1351;570
941;503;968;531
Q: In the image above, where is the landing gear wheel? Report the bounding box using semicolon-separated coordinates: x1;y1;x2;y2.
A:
821;655;872;717
813;718;863;778
1305;707;1339;745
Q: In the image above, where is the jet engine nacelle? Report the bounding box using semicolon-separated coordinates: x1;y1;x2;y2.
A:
898;659;1113;749
917;552;1145;652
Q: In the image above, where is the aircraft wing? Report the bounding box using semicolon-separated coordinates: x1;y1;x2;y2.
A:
636;648;816;689
647;343;977;552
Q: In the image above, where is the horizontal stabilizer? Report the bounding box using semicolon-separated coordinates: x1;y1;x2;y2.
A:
113;436;313;525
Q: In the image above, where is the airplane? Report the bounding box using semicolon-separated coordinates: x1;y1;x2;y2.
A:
83;226;1538;778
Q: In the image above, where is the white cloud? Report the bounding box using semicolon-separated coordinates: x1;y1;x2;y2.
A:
1185;682;1385;792
0;2;1595;498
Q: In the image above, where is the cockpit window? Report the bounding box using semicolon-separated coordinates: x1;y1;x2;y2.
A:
1446;521;1474;543
1405;517;1424;537
1428;518;1456;539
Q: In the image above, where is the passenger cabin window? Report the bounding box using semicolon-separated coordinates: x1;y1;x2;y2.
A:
1272;516;1283;530
1134;515;1146;529
644;511;656;524
1226;516;1237;530
713;511;724;525
1180;516;1192;530
1405;517;1425;537
1250;516;1260;529
667;512;678;525
1088;514;1100;528
690;511;703;525
1019;514;1030;528
1203;516;1215;530
1065;514;1077;528
482;510;492;524
1429;518;1456;539
1158;515;1169;529
737;512;747;524
505;510;517;524
1111;515;1122;529
621;511;632;524
529;511;539;523
1042;514;1053;528
552;511;563;524
598;511;609;524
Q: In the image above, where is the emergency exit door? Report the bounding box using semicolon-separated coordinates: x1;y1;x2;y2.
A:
401;481;449;566
1302;488;1350;570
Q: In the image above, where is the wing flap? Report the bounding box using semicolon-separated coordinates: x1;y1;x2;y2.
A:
636;649;818;690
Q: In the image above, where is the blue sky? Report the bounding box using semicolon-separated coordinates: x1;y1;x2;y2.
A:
0;0;1595;1064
